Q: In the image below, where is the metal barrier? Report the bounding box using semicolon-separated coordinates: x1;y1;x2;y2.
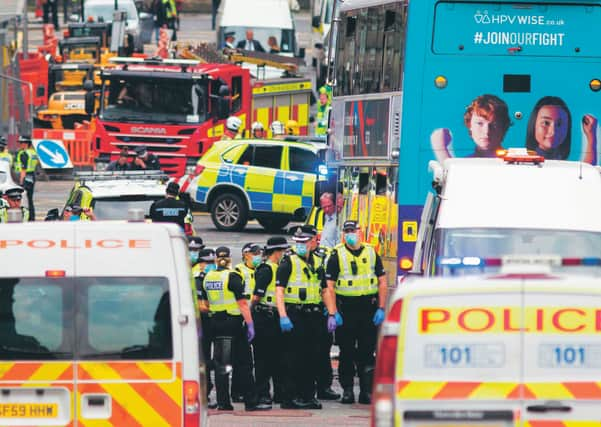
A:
32;128;95;168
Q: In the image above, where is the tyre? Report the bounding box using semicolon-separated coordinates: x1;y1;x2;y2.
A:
210;193;248;231
257;216;289;232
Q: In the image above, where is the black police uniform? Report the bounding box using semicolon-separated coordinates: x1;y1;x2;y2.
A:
197;266;260;410
131;146;161;170
149;197;190;229
277;249;326;408
325;244;385;402
252;262;283;403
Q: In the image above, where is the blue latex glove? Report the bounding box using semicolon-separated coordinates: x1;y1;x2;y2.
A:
246;322;255;342
280;316;294;332
327;315;337;333
373;308;385;326
334;311;343;326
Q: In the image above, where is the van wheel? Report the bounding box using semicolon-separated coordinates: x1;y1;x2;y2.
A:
257;217;289;232
211;193;248;231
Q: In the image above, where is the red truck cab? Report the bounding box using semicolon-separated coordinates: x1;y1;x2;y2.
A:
88;57;251;176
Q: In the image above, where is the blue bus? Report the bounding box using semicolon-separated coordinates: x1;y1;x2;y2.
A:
329;0;601;282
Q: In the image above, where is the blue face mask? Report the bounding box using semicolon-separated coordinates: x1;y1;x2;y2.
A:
251;255;262;267
204;264;216;273
69;214;81;222
345;233;358;246
190;251;199;264
295;243;308;256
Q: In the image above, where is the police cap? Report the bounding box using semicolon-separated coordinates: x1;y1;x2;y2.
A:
342;220;358;232
188;236;204;250
215;246;231;258
134;145;148;156
166;181;180;196
4;186;24;200
265;236;289;251
198;248;215;262
0;136;6;148
291;225;316;242
18;135;31;145
224;31;235;38
242;242;263;254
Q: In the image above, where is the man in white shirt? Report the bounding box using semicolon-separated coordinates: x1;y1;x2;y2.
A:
318;193;339;249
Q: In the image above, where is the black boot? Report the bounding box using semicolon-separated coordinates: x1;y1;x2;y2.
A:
281;398;311;409
317;387;340;400
359;368;373;405
341;387;355;404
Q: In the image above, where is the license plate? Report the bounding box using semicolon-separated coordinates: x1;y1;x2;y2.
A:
0;403;58;418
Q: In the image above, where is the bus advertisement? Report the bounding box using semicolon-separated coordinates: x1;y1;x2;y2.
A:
328;0;601;284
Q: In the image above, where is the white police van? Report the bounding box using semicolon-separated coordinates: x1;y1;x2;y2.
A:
0;220;206;426
411;150;601;276
372;256;601;426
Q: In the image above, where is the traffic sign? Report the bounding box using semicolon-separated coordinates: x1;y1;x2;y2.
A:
32;139;73;169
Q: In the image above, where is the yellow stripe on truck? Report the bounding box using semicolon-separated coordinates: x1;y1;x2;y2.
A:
252;81;312;95
419;306;601;334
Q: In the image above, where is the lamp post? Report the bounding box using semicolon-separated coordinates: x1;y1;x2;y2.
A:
0;73;34;137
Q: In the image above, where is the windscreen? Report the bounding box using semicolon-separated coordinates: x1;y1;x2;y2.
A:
91;197;161;220
85;2;137;23
100;76;208;124
0;277;172;360
222;27;296;54
434;228;601;276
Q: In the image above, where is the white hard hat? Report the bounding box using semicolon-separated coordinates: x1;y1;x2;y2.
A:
226;116;242;132
251;121;264;131
270;120;285;135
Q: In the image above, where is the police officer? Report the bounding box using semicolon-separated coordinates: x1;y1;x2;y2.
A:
276;226;327;409
188;236;205;277
195;247;218;409
324;220;388;405
251;237;289;405
196;247;270;411
231;242;263;403
14;136;38;221
131;145;161;170
149;182;191;231
0;186;30;222
0;136;13;167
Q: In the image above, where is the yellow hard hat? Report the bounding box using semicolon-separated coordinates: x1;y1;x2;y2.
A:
286;120;299;136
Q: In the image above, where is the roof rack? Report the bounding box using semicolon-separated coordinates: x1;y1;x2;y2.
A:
74;170;170;182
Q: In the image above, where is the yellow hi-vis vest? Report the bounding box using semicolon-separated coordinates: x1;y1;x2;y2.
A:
0;151;13;167
0;206;30;223
235;262;255;298
260;260;278;306
284;253;323;305
163;0;177;19
14;148;38;173
205;269;240;315
335;244;378;297
305;207;325;232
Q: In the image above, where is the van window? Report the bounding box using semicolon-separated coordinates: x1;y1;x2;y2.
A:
81;277;172;359
253;146;283;169
0;277;172;361
0;278;70;360
289;147;318;174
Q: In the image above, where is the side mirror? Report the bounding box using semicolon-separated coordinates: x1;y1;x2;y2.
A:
312;16;321;28
84;91;96;115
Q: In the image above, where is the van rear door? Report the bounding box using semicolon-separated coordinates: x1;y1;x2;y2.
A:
522;279;601;424
0;224;77;426
396;278;524;425
73;226;183;426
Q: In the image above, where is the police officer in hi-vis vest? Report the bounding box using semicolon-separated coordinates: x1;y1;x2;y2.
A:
14;136;38;221
196;246;271;411
230;243;263;403
276;226;328;410
251;237;289;405
324;220;388;405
